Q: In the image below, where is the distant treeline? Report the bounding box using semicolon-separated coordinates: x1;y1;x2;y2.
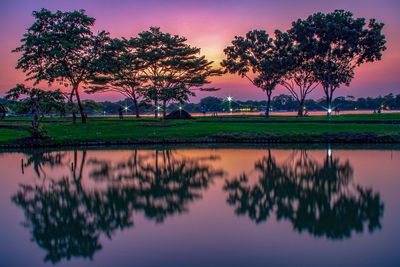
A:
102;93;400;114
3;93;398;115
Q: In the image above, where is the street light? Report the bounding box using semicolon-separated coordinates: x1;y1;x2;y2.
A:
157;106;161;117
227;96;233;114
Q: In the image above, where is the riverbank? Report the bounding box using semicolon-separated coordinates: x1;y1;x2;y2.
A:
1;113;399;148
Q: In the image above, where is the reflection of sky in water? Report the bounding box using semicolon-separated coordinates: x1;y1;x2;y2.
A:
0;147;399;267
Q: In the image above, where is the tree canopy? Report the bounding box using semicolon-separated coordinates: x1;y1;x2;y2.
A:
5;84;65;138
133;27;222;117
289;10;386;117
281;32;319;116
222;30;294;117
13;8;111;123
86;38;147;117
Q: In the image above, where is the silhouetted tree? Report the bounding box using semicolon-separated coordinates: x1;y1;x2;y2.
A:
381;93;397;110
281;34;319;116
13;9;111;123
290;10;386;118
222;30;293;117
5;84;65;138
200;96;224;112
86;38;147;117
133;27;222;118
272;94;297;111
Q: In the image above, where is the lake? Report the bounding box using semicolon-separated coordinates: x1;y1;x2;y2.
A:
0;146;399;267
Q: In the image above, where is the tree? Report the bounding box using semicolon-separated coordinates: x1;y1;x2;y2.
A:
396;94;400;109
86;38;147;117
281;35;319;116
0;103;6;120
272;94;297;111
200;96;223;112
5;84;65;138
13;8;111;123
290;10;386;118
382;93;397;110
222;30;293;117
133;27;222;118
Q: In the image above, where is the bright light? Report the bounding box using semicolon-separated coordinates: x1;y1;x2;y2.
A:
328;148;332;157
157;106;160;110
179;106;182;110
227;96;233;102
328;108;332;113
230;108;233;112
124;106;128;111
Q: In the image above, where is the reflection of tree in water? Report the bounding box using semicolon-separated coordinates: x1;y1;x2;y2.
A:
88;150;224;222
20;150;68;178
13;150;224;263
224;149;384;239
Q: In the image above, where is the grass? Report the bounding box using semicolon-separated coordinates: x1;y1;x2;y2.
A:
1;113;400;146
198;113;400;122
0;128;30;142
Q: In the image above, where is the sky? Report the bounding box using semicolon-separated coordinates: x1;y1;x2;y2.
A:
0;0;399;102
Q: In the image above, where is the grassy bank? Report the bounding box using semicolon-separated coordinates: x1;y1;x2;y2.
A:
1;113;400;148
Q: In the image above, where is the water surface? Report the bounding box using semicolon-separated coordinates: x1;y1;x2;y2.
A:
0;146;399;266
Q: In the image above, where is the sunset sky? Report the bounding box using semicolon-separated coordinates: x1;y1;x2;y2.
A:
0;0;399;102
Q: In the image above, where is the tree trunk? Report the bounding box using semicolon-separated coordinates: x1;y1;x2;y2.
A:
74;84;86;123
132;94;140;118
297;99;305;116
327;98;331;119
69;88;77;124
325;87;332;119
265;91;272;118
32;112;41;138
31;101;42;138
154;99;158;118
